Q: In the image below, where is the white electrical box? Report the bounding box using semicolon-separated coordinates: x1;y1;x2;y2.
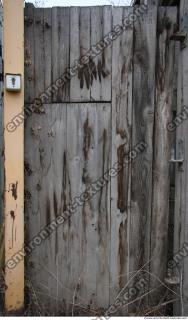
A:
5;74;22;92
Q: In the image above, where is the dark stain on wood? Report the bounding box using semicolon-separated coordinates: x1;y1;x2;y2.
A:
39;147;45;169
78;56;110;90
25;16;33;27
118;220;127;289
98;129;109;246
25;190;31;200
157;14;172;35
90;58;97;85
10;211;15;248
25;43;32;67
82;117;92;183
117;145;126;213
83;118;92;161
10;210;15;220
82;118;93;244
46;197;51;226
82;203;87;244
117;128;127;140
36;182;41;191
54;191;58;217
103;129;109;231
45;22;50;29
11;182;18;200
156;13;174;93
134;45;149;73
54;190;58;255
62;151;67;212
25;190;32;209
24;161;33;176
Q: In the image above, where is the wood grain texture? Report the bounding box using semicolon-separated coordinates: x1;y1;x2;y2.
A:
150;6;177;306
34;8;45;99
110;6;133;314
52;7;70;102
25;3;35;103
24;4;181;315
90;6;112;101
70;7;91;102
25;103;111;315
25;104;68;315
130;5;157;312
44;9;52;98
174;0;188;315
67;103;111;313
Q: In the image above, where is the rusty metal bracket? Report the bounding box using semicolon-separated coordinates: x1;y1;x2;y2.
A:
170;14;188;49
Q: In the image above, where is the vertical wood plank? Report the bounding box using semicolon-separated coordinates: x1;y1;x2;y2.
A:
34;8;44;99
52;7;70;102
173;40;183;318
66;103;111;313
24;3;35;103
90;6;112;101
110;6;133;314
174;0;188;315
43;9;52;99
25;104;68;315
70;7;91;102
150;6;177;306
130;4;157;312
69;7;80;102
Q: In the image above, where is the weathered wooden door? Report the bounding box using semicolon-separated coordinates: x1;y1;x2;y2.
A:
24;3;178;315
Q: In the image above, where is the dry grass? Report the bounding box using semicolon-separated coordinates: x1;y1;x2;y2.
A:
24;267;180;316
0;246;181;317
